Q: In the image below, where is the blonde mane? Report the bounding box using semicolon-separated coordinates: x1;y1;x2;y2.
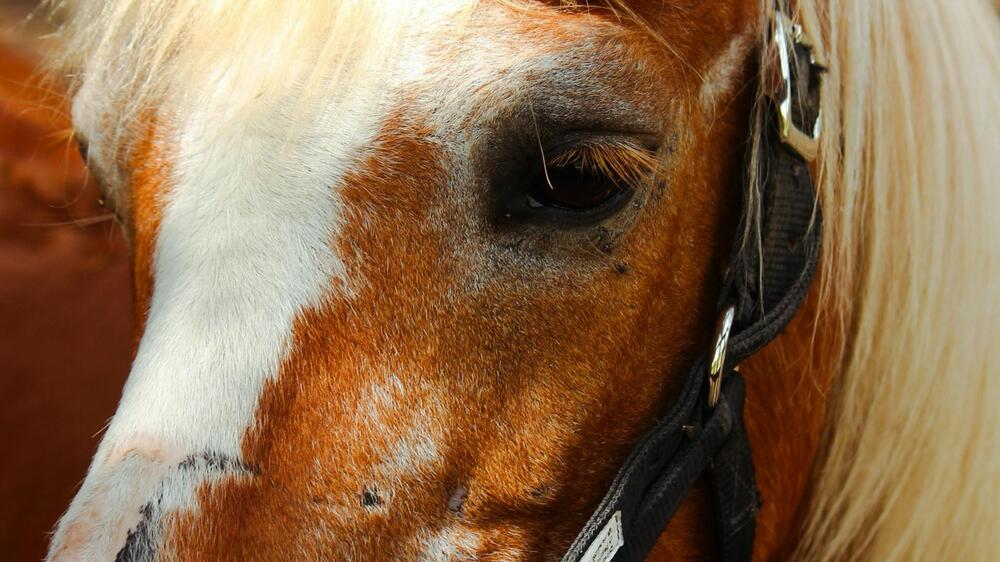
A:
44;0;441;147
786;0;999;559
45;0;999;559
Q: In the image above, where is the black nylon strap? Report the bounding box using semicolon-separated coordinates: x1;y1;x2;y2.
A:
560;19;822;562
724;138;820;367
559;366;759;562
707;379;758;561
625;373;752;560
723;23;823;366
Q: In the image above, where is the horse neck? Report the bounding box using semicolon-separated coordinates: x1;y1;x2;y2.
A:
742;276;842;557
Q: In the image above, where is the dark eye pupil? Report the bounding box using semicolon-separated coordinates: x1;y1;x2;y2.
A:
530;164;622;210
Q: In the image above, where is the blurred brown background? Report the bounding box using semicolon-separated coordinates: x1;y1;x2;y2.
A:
0;2;134;560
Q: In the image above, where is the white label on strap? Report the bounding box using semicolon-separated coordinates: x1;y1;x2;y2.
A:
579;511;624;562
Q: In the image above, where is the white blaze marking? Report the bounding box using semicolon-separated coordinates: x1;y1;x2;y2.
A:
49;59;387;560
108;83;361;456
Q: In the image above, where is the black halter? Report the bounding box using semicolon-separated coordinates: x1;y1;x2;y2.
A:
562;9;826;562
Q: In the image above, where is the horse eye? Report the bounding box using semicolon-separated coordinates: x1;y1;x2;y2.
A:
527;162;626;211
490;136;653;226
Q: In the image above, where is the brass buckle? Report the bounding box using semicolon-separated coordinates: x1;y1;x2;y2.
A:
766;9;826;161
707;305;736;408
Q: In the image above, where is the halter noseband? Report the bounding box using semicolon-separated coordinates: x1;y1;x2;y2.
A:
563;8;826;562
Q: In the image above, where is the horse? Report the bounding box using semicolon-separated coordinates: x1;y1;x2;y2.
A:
42;0;998;560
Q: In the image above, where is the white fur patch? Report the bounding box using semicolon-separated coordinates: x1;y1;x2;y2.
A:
699;34;752;111
361;375;445;483
418;525;482;562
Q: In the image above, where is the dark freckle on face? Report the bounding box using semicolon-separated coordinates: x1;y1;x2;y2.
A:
361;488;383;509
530;484;549;500
447;484;469;515
615;262;630;274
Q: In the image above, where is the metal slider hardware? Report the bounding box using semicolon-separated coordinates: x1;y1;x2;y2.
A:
766;9;826;161
707;305;736;408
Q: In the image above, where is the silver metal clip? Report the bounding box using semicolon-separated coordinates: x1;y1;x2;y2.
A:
707;305;736;408
766;9;826;161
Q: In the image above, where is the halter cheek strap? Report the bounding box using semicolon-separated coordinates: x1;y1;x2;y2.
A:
562;9;825;562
